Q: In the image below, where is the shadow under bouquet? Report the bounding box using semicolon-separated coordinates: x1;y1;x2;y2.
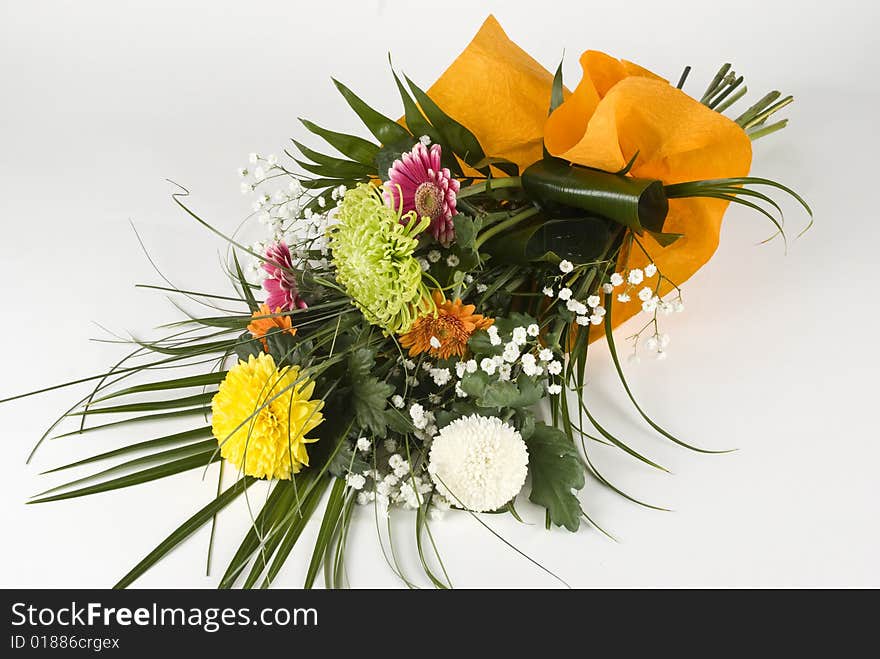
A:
8;16;811;588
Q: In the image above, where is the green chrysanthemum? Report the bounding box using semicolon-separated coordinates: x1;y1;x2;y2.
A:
328;184;434;334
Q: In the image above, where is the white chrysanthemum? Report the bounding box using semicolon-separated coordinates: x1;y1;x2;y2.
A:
428;415;528;513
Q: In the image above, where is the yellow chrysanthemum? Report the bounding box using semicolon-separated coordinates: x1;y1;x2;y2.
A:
211;353;323;480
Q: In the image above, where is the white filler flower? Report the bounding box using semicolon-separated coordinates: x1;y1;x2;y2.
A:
428;414;528;513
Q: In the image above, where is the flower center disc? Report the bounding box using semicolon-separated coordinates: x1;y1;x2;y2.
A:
414;182;442;220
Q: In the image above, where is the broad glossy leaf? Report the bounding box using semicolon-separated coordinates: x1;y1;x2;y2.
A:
522;159;668;233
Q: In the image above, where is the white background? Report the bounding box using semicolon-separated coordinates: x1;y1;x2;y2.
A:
1;0;878;588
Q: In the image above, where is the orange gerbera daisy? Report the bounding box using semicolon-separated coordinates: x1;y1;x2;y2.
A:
400;290;493;360
247;304;297;350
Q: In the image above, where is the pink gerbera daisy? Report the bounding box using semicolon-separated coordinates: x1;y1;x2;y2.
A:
383;143;459;246
261;241;307;311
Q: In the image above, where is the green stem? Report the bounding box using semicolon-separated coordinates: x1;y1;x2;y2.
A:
747;119;788;140
457;176;522;199
473;206;539;250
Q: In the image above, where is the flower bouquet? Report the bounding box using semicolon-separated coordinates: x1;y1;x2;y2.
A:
7;16;810;588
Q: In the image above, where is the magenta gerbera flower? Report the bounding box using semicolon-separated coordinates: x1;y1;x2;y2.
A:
261;241;307;311
383;143;460;246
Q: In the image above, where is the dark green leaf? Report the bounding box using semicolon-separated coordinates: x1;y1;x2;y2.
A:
645;229;684;247
299;118;380;166
235;331;264;362
526;422;585;532
115;477;255;588
53;407;212;439
42;427;213;474
522;159;668;233
92;372;227;403
477;380;520;408
453;213;480;250
373;138;418;181
404;74;488;172
30;450;220;504
332;78;412;145
293;156;375;180
388;61;442;151
459;370;490;399
233;251;259;313
352;377;394;437
348;348;393;436
328;441;370;479
69;392;215;416
549;59;565;115
513;373;543;407
219;479;299;589
304;477;347;588
261;475;330;588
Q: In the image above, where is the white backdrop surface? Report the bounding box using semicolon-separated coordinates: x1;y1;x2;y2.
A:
1;0;878;588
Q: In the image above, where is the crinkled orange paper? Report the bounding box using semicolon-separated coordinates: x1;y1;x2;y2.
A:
421;16;753;333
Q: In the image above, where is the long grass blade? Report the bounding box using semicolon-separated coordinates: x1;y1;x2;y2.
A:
115;477;255;588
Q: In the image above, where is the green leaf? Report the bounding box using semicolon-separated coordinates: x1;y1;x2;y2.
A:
233;251;259;313
352;377;394;437
42;427;214;474
543;59;565;160
477;380;520;408
53;407;212;439
388;61;442;150
304;477;347;588
467;329;502;358
645;229;684;247
266;328;298;366
513;373;543;407
91;372;227;403
404;74;488;172
261;475;331;588
526;422;585;532
549;59;565;114
384;407;414;435
219;479;300;589
453;213;480;251
293;156;375;180
115;477;256;588
332;78;412;145
29;450;220;504
516;409;536;440
459;370;490;399
348;348;393;436
69;392;215;416
328;441;370;479
470;156;519;177
373;139;417;181
234;331;264;362
299;118;380;166
522;159;668;234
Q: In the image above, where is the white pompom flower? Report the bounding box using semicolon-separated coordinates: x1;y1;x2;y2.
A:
427;414;529;513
